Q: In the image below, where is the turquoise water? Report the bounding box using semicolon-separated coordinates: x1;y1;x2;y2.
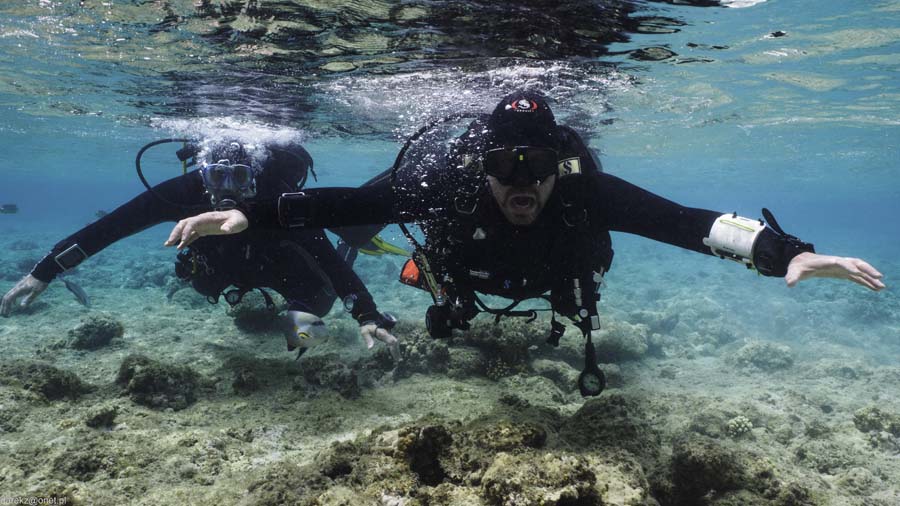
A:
1;1;899;504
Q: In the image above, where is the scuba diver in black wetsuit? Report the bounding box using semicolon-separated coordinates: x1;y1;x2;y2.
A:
1;139;400;360
164;91;885;395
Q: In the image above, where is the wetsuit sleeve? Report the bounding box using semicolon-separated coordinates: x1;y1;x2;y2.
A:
328;168;392;248
590;172;812;276
292;230;379;323
262;175;445;229
30;173;206;282
590;172;721;254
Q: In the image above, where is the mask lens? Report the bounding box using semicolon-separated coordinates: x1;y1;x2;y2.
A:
231;164;253;187
523;148;558;181
205;164;228;187
482;148;518;181
483;147;558;184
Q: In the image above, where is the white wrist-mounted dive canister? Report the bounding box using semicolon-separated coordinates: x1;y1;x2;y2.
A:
702;213;766;268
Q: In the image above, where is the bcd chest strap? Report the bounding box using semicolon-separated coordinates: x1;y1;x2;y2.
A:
174;245;276;311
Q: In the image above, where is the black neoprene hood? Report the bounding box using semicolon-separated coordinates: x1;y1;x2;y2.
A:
486;90;561;150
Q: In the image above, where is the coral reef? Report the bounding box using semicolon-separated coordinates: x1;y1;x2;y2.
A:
793;439;865;474
232;366;262;395
394;325;451;378
66;313;124;350
0;389;25;432
480;451;602;505
836;467;882;496
592;320;651;361
447;345;487;379
1;236;897;506
115;354;200;410
298;353;361;399
560;394;661;461
0;361;89;400
531;358;579;391
852;406;900;437
463;318;542;363
730;341;794;371
239;412;654;506
85;403;119;429
541;317;651;367
499;375;566;404
852;406;900;453
667;436;749;502
725;415;753;438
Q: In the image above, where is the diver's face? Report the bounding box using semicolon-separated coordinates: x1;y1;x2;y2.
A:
200;162;257;209
488;174;556;226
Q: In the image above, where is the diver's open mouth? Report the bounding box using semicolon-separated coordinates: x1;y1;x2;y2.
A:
510;194;536;210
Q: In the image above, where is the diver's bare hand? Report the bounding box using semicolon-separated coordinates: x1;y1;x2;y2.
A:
785;252;885;291
1;274;49;317
360;324;401;362
164;210;248;249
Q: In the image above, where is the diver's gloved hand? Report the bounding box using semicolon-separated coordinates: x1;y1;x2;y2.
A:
786;252;885;291
359;312;400;362
1;274;49;317
284;310;328;359
164;210;249;250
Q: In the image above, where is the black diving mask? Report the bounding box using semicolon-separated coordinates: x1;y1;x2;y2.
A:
482;146;558;186
200;161;257;209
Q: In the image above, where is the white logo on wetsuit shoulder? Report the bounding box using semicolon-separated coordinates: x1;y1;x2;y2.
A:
558;157;582;176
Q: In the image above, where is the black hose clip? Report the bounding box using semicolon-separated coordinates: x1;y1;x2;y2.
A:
546;318;566;347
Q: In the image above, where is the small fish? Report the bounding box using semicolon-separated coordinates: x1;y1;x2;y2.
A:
0;204;19;215
62;278;91;308
95;210;109;219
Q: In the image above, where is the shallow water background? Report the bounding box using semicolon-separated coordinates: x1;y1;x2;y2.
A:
2;0;896;325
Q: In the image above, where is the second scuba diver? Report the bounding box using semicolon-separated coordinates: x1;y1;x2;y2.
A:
0;139;400;360
164;91;885;395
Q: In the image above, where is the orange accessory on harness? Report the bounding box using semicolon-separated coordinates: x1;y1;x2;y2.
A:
400;258;422;287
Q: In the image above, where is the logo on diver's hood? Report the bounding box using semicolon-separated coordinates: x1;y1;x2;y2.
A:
506;98;539;113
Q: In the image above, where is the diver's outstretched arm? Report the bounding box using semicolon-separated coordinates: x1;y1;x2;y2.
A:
786;252;884;291
166;209;248;249
2;173;205;316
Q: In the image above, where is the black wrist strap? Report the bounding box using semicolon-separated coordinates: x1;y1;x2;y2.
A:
357;312;397;331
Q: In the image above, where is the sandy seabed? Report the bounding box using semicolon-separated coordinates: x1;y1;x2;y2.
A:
0;227;897;506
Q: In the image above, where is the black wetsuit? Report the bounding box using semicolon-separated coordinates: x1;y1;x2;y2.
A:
259;125;812;323
31;148;379;320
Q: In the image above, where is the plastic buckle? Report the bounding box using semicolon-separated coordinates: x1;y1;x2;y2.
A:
562;202;586;227
54;244;88;271
454;195;478;215
278;192;309;228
